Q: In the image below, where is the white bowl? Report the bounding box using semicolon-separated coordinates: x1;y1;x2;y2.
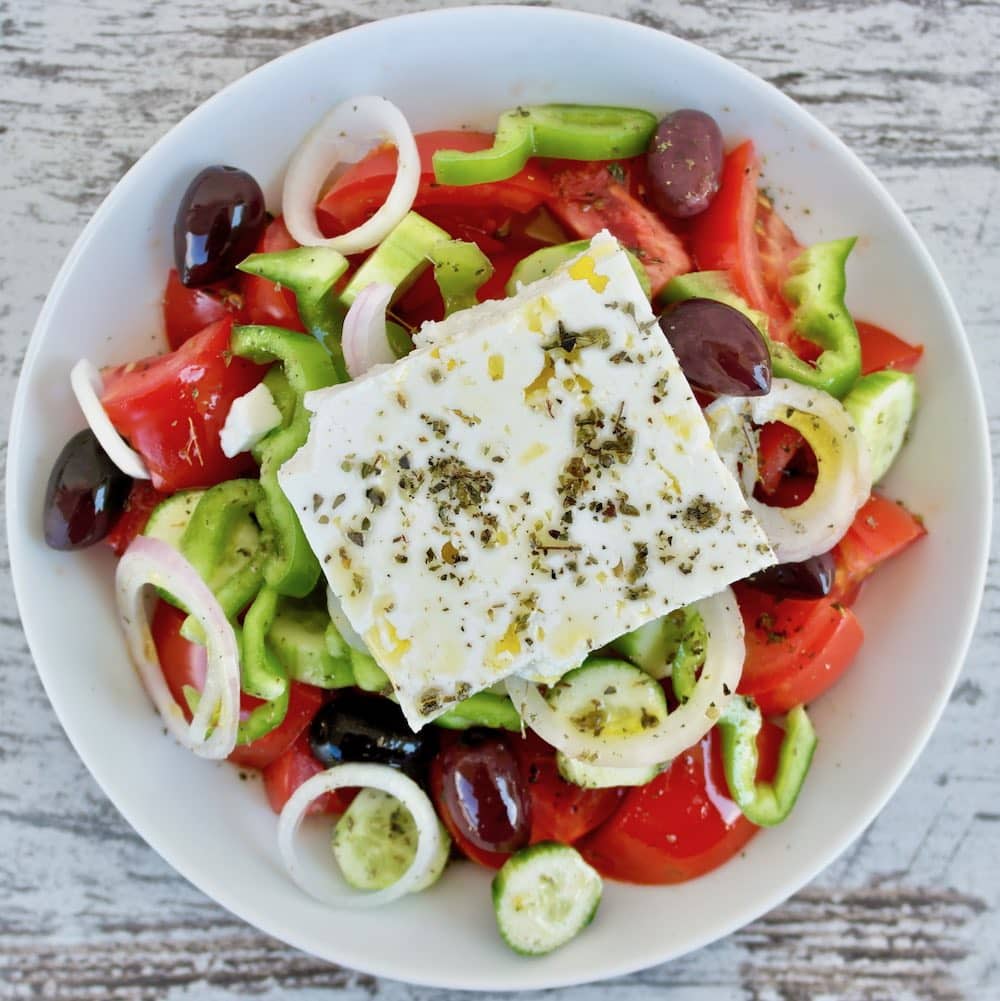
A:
7;6;992;990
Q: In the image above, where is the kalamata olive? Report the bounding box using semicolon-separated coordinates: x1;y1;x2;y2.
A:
43;429;132;550
309;691;437;781
659;298;771;397
646;109;724;218
747;552;836;599
432;731;531;855
174;165;266;287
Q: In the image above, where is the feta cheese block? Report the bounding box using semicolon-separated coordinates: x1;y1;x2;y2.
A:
279;232;775;729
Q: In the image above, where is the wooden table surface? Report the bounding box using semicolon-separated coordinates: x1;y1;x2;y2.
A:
2;1;997;998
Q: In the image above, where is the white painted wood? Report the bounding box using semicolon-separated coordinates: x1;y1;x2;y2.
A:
1;1;997;997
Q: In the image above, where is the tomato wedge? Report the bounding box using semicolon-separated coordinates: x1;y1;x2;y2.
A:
757;422;808;495
163;268;244;351
240;217;306;332
546;161;690;296
101;317;265;492
105;481;166;556
578;725;782;884
262;732;352;815
510;732;624;846
735;585;864;715
833;493;927;600
858;321;924;375
317;131;552;236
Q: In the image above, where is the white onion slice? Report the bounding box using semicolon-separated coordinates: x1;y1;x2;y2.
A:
70;359;150;480
342;282;396;379
506;588;745;768
278;763;443;909
282;96;419;255
115;536;240;759
326;587;368;654
706;378;872;563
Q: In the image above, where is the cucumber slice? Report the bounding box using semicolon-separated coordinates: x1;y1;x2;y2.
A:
331;788;450;892
556;751;661;789
142;490;204;549
609;607;707;682
269;599;353;689
546;658;669;741
492;842;602;956
842;370;918;482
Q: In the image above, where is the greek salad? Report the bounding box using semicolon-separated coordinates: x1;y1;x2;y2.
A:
43;96;926;956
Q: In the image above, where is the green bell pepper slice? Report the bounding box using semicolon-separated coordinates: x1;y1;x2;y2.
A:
717;697;818;827
232;325;338;597
240;586;288;702
507;240;652;299
771;237;861;398
433;691;522;732
238;247;351;381
428;239;494;315
433;104;658;186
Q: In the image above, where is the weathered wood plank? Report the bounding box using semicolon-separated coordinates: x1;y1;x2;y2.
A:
1;1;997;998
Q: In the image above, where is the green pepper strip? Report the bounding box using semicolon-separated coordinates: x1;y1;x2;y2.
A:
238;247;350;381
507;240;652;300
433;104;658;186
232;325;338;597
717;697;818;827
240;586;288;702
428;240;494;315
771;237;861;399
433;692;522;732
667;608;706;705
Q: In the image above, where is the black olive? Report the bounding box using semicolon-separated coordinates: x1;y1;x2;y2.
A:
309;690;438;782
174;165;266;287
43;429;132;550
746;552;837;599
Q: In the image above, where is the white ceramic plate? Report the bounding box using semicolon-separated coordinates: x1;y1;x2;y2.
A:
7;6;992;990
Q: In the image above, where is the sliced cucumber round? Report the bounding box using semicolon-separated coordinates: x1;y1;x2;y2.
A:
609;607;707;682
142;490;204;549
331;788;450;892
843;370;918;482
492;842;602;956
546;657;669;742
556;751;661;789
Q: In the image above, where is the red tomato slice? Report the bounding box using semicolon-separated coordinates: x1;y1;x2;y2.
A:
163;268;244;351
757;422;807;495
546;161;691;296
833;493;927;600
101;317;265;492
578;725;782;884
735;586;864;715
105;481;167;556
239;217;306;332
262;732;352;815
317;131;552;236
756;194;803;329
509;731;624;846
150;601;327;772
689;141;770;313
858;321;924;375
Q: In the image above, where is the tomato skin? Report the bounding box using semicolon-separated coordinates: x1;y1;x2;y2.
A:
317;131;552;235
150;601;327;771
546;161;691;296
105;481;167;556
736;586;864;715
578;725;782;884
239;218;305;332
833;493;927;600
163;268;244;350
262;732;352;815
100;317;265;492
509;731;625;846
757;422;807;495
858;321;924;375
689;141;770;313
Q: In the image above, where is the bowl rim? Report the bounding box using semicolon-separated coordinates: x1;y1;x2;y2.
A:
7;4;993;990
